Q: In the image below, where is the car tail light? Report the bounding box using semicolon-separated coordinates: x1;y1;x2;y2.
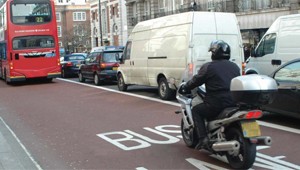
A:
188;63;193;77
66;62;73;66
240;110;263;119
100;63;106;69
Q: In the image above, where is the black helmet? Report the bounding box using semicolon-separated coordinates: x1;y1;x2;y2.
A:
208;40;231;60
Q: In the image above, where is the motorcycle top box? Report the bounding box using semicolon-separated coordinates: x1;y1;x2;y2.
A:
230;75;278;106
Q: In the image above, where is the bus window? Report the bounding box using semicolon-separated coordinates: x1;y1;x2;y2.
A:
11;3;51;24
13;36;55;50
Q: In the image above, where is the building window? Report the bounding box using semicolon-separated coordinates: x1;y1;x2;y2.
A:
112;6;115;16
92;11;96;21
73;12;86;21
102;8;107;35
57;26;62;37
58;0;63;3
56;12;61;22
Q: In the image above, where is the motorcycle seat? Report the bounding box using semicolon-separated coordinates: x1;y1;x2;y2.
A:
216;107;239;119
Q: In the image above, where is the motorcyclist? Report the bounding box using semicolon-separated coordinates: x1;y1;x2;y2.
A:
182;40;240;149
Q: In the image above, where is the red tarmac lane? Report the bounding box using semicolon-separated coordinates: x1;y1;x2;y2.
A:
0;79;299;169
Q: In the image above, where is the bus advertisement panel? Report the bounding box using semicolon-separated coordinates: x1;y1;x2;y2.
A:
0;0;61;83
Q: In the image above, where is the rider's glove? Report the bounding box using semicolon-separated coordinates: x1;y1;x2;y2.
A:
180;84;190;94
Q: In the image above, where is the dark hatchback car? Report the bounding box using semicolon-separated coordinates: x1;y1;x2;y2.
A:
61;54;86;78
262;58;300;119
78;47;123;85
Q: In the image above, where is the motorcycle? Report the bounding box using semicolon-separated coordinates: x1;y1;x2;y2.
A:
176;74;277;169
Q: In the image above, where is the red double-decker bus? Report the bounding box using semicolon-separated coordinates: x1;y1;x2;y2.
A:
0;0;60;83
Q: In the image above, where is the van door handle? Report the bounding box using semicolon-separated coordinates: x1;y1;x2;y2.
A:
197;59;206;61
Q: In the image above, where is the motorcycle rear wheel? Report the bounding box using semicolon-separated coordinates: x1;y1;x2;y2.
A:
225;127;256;169
181;119;198;148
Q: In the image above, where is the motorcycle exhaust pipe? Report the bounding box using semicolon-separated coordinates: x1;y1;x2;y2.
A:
250;136;272;146
212;140;240;152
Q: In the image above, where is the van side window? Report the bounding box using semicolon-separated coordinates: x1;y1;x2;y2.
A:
274;61;300;83
124;41;132;60
256;33;276;57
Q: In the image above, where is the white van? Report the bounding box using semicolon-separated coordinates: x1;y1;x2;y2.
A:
246;14;300;75
117;12;244;100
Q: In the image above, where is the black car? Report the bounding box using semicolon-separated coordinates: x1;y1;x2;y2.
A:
79;46;123;85
61;54;86;78
262;58;300;119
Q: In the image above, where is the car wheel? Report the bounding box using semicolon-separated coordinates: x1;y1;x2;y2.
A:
117;73;127;91
158;77;175;100
61;69;66;78
94;73;101;85
78;72;85;82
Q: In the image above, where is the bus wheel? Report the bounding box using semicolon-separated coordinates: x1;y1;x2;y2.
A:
44;78;53;83
4;70;7;82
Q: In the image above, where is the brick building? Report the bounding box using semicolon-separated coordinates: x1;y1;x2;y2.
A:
55;0;91;53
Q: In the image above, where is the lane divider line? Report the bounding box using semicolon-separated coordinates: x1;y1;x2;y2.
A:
0;117;43;170
57;78;300;135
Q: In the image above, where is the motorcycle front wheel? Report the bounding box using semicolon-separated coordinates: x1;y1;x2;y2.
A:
181;119;198;148
225;127;256;169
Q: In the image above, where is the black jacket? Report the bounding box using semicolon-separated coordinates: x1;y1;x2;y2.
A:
185;59;240;111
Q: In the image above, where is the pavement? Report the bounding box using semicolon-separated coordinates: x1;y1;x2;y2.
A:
0;117;41;170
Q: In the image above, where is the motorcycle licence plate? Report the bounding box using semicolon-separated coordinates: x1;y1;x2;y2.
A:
241;121;261;137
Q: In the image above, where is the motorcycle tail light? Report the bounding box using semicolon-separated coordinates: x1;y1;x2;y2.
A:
245;110;262;119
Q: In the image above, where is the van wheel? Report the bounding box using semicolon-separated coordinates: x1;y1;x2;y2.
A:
158;77;174;100
78;72;85;82
94;73;101;85
118;73;127;91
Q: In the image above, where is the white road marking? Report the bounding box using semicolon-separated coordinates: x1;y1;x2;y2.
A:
136;167;148;170
257;152;300;169
186;158;228;170
58;78;300;135
0;117;43;170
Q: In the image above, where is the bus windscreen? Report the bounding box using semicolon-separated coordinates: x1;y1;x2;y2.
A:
11;3;51;24
13;36;55;50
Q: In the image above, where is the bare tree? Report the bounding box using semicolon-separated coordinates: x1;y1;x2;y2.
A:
61;21;91;53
